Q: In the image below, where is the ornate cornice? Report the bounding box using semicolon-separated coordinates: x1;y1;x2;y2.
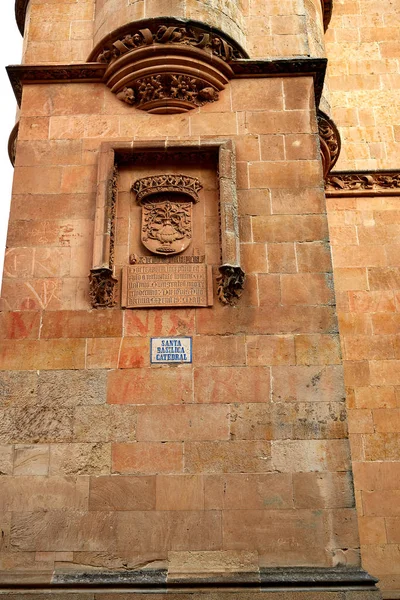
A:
321;0;333;31
8;122;19;167
231;58;326;105
325;171;400;196
7;57;327;110
88;18;247;64
6;64;107;106
15;0;29;35
317;110;341;180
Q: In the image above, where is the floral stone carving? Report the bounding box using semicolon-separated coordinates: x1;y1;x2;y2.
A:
132;175;202;256
89;19;242;113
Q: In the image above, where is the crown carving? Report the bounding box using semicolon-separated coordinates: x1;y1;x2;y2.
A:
132;174;202;204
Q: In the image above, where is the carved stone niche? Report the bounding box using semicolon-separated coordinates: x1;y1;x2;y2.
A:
90;141;245;309
88;18;247;113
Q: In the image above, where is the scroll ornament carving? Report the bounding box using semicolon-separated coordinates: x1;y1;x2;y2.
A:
317;110;341;180
217;265;245;306
325;172;400;192
88;19;242;113
92;23;244;65
89;268;118;308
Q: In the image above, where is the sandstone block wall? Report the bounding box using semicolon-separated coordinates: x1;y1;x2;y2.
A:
0;75;360;578
327;193;400;597
21;0;326;64
326;0;400;170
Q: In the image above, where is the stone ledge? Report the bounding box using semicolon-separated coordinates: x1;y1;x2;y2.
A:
0;567;380;595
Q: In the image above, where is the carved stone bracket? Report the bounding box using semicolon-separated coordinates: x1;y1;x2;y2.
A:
217;265;245;306
89;268;118;308
87;18;246;113
325;171;400;197
318;110;341;180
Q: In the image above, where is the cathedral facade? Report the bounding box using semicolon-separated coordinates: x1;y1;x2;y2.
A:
1;0;399;598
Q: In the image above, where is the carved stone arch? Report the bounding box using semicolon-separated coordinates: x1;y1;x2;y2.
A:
318;109;341;180
88;17;248;113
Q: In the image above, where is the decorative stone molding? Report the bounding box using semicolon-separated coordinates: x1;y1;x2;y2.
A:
86;18;247;113
217;265;245;306
7;57;327;109
91;140;244;307
8;122;19;167
325;171;400;197
1;565;379;591
89;268;118;308
317;110;341;180
321;0;333;31
88;19;247;65
89;166;118;309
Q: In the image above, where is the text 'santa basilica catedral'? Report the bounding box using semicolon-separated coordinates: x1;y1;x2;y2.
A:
1;0;400;598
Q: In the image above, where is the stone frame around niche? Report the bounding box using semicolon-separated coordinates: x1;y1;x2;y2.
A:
89;139;245;309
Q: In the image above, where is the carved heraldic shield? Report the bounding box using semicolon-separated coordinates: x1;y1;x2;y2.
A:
132;174;202;255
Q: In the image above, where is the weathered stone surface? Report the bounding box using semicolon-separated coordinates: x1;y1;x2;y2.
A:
271;440;351;473
271;366;345;403
49;443;111;475
204;473;293;510
293;472;355;509
38;370;107;406
184;441;272;473
13;444;50;475
10;511;118;552
0;371;38;407
0;476;89;512
73;405;137;442
168;550;259;574
230;402;347;440
223;509;330;566
89;476;155;511
1;406;73;443
116;511;222;553
0;446;13;475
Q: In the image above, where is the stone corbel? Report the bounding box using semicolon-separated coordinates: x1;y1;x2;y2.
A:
88;18;247;114
318;110;341;180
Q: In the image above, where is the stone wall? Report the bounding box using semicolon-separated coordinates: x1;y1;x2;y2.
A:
0;75;361;582
327;191;400;598
326;0;400;170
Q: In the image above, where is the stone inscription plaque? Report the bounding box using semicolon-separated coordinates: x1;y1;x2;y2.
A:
151;337;192;364
121;263;213;308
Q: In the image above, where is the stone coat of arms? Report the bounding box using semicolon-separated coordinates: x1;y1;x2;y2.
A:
132;174;202;255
